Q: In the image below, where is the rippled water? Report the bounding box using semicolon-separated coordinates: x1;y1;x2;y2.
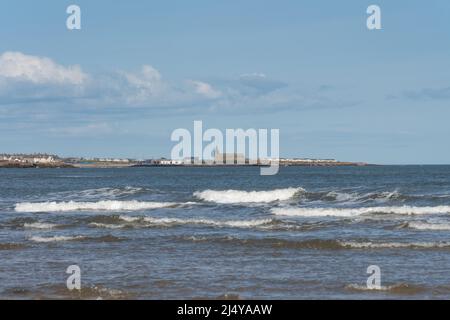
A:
1;166;450;299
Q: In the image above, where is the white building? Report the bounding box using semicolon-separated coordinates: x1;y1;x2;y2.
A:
160;159;183;165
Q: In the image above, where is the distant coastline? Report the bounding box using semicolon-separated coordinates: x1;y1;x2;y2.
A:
0;153;369;169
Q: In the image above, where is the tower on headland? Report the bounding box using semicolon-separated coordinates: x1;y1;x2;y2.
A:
214;147;246;164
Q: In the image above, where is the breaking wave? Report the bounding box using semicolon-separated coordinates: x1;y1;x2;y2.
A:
345;283;426;295
145;217;274;228
405;221;450;231
29;235;86;243
178;236;450;250
339;241;450;249
323;190;403;203
271;205;450;217
29;235;124;243
24;222;58;229
15;200;178;213
86;215;321;231
88;222;125;229
42;186;147;201
27;284;133;299
116;215;276;228
194;188;303;204
298;189;405;204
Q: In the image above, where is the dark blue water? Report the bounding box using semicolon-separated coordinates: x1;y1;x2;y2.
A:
1;166;450;299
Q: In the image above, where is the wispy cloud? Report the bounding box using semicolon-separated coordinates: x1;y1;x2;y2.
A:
46;123;114;137
237;73;287;95
0;51;354;118
390;86;450;101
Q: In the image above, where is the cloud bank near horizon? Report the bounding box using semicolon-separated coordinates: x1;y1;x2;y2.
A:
0;51;296;110
0;51;350;115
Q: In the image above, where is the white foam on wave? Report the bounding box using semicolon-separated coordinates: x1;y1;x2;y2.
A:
15;200;177;213
363;190;402;201
118;215;273;228
118;215;140;222
339;241;450;249
88;222;124;229
29;235;85;243
345;283;423;293
325;190;401;203
271;205;450;217
82;186;144;198
407;221;450;231
24;222;57;229
326;191;359;202
42;186;146;201
194;188;303;204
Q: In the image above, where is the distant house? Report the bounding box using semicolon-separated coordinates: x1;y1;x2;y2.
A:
160;159;183;165
0;154;57;164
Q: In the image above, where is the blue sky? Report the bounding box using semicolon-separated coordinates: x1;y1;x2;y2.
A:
1;0;450;164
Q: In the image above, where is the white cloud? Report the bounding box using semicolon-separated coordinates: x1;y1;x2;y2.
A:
124;65;162;92
238;73;286;94
47;123;113;136
0;51;87;85
0;51;347;115
240;72;267;79
119;65;168;104
188;80;222;99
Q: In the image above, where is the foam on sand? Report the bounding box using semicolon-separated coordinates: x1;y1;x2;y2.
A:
271;205;450;217
194;188;303;204
15;200;178;213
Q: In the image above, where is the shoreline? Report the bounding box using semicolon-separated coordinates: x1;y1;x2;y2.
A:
0;161;371;169
0;161;74;169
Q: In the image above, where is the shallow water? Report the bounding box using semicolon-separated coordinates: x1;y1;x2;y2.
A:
1;166;450;299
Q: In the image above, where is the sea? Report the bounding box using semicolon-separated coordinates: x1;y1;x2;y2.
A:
1;165;450;299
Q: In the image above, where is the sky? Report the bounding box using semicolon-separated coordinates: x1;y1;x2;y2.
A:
0;0;450;164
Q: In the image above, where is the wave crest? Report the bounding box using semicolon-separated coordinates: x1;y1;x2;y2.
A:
29;235;124;243
43;186;146;201
340;241;450;249
405;221;450;231
194;188;303;204
15;200;178;213
345;283;425;294
144;217;273;228
29;235;85;243
271;205;450;217
24;222;58;229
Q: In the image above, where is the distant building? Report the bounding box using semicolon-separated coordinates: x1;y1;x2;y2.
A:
183;157;199;165
279;158;338;165
159;159;183;165
0;154;57;164
214;147;246;164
